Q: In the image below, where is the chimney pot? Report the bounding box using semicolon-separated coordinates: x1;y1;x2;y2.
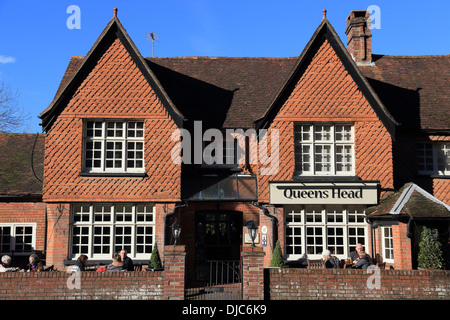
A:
345;10;373;66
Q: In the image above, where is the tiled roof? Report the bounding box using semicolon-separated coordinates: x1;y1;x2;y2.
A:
367;182;450;218
145;57;297;129
359;54;450;132
44;18;448;134
0;133;44;197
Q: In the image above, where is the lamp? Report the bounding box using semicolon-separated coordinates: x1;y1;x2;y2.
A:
172;220;181;246
246;219;258;247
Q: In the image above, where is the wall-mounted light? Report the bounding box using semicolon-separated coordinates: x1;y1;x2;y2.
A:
246;219;258;247
172;220;181;246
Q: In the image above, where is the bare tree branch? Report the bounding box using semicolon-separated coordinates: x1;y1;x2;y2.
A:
0;80;30;132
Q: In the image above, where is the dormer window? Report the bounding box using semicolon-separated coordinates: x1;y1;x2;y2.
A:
83;120;144;173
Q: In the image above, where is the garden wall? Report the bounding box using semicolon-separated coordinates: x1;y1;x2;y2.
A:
0;271;164;300
266;268;450;300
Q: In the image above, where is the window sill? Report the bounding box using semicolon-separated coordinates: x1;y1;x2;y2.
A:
79;172;147;178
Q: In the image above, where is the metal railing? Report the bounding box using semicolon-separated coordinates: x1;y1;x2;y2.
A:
185;260;242;300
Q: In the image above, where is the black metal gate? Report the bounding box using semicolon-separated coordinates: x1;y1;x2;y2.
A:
185;260;242;300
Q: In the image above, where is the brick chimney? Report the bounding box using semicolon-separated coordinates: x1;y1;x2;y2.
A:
345;10;373;66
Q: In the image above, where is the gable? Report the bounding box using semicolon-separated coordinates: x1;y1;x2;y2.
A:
40;17;184;131
256;20;397;137
63;38;166;117
276;37;377;121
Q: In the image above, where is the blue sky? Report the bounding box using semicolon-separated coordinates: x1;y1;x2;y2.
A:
0;0;449;133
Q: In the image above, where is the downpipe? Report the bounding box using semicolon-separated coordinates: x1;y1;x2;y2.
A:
251;202;278;250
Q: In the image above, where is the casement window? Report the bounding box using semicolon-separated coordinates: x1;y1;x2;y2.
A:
0;224;36;255
70;204;155;260
294;124;354;175
83;120;144;173
285;205;367;260
382;226;394;263
417;142;450;176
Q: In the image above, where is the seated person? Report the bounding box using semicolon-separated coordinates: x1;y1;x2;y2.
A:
107;252;126;271
350;243;371;266
71;254;88;272
0;255;20;272
322;250;340;269
25;254;44;272
354;251;370;269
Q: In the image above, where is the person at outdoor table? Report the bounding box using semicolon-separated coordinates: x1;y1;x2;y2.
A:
25;254;44;272
350;243;371;265
322;250;340;269
107;252;126;271
120;249;134;271
71;254;88;272
0;255;20;272
354;251;370;269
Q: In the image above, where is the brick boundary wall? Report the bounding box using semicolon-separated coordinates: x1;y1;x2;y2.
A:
266;268;450;300
0;271;164;300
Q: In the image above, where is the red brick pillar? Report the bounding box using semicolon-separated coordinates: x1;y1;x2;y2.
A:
164;245;186;300
242;246;265;300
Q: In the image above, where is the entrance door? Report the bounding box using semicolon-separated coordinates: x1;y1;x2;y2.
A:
194;211;242;282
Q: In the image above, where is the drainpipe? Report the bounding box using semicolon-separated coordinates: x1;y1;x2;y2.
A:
406;216;414;239
251;202;278;250
163;202;187;245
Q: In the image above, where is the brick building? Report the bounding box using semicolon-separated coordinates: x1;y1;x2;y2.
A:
1;9;449;283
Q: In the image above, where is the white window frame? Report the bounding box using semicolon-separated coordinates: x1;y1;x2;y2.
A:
285;205;368;260
83;120;145;173
0;223;36;255
294;123;355;176
70;204;155;260
381;226;394;263
417;142;450;176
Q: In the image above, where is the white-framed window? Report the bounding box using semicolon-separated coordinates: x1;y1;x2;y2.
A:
0;223;36;255
70;204;155;260
294;123;354;175
285;205;367;260
417;142;450;176
382;226;394;263
83;120;145;173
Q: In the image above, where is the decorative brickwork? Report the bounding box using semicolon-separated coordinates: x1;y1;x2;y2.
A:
43;38;181;203
258;38;394;201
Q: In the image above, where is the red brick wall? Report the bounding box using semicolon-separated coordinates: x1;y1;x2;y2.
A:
163;245;186;300
0;202;46;253
0;271;164;300
267;268;450;300
242;246;265;300
43;38;181;203
258;38;394;202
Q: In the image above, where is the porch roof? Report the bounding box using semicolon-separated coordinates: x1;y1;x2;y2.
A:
366;182;450;218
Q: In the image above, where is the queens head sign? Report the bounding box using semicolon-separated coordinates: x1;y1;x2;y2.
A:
269;181;379;205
